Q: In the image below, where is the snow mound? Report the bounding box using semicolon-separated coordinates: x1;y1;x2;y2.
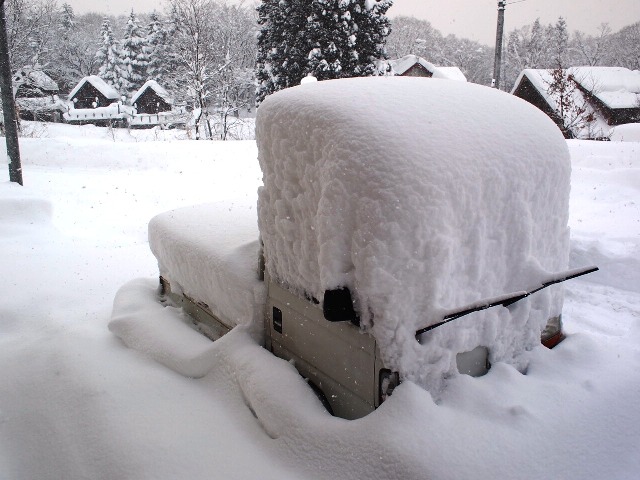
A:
0;182;52;227
109;278;217;378
610;123;640;142
256;77;571;392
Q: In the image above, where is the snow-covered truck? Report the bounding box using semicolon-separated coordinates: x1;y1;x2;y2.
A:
148;77;596;419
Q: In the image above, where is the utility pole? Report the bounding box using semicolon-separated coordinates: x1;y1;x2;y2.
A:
492;0;506;89
0;0;23;185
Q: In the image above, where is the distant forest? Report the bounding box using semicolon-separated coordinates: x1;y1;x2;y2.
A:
5;0;640;107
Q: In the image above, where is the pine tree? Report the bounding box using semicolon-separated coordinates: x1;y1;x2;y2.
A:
146;11;171;84
256;0;392;104
95;18;122;91
550;17;569;68
256;0;313;104
52;3;77;91
119;10;150;95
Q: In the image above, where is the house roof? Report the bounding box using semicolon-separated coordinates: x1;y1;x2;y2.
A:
13;69;58;92
68;76;120;101
131;80;173;106
568;66;640;109
387;55;467;81
432;66;467;82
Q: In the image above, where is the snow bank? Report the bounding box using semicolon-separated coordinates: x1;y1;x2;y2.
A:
0;181;52;227
148;201;265;330
256;77;571;391
109;278;218;378
567;140;640;293
2;125;640;479
609;122;640;142
64;103;135;122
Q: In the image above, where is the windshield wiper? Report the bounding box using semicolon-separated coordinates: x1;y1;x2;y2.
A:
415;265;599;338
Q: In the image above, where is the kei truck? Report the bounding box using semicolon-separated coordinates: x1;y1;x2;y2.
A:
137;77;596;419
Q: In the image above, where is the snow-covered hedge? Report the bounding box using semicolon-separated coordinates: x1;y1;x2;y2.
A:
256;77;571;391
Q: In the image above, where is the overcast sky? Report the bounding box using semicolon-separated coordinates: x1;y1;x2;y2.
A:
65;0;640;46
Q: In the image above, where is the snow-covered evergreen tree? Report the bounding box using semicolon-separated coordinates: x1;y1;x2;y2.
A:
256;0;392;104
549;17;569;68
145;11;172;84
119;10;150;95
256;0;313;104
309;0;393;80
95;17;122;90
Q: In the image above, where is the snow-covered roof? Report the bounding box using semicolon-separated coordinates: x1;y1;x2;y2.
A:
568;66;640;109
131;80;173;106
68;76;120;101
387;54;467;81
16;96;68;112
256;76;570;391
13;69;58;92
431;66;467;81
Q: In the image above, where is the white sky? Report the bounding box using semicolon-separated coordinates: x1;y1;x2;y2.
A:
65;0;640;46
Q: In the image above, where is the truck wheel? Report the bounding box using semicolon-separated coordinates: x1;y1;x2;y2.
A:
306;379;334;416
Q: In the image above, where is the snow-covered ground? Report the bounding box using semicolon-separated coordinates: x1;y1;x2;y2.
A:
1;122;638;479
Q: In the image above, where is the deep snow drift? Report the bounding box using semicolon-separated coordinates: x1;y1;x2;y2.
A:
0;122;638;479
256;77;572;391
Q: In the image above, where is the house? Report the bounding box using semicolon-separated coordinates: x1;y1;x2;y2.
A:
11;68;67;122
68;76;120;109
131;80;173;114
13;68;58;98
128;80;188;129
512;67;640;139
385;55;467;81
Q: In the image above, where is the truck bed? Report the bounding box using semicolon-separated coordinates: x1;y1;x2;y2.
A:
148;200;265;330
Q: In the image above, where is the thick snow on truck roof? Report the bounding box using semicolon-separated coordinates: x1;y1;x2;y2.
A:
257;77;571;391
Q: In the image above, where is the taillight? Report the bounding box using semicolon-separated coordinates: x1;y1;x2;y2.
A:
541;315;564;348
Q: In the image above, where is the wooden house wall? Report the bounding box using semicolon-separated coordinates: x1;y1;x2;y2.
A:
135;89;171;114
401;64;433;77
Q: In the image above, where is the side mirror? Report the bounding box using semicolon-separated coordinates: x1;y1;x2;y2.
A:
323;287;359;325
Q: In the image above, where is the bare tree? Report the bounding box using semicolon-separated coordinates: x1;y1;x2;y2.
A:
385;16;444;61
544;67;595;138
438;35;493;85
573;23;612;67
168;0;256;139
606;21;640;70
5;0;58;69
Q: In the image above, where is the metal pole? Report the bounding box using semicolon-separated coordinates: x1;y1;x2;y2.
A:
0;0;22;185
492;0;506;89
